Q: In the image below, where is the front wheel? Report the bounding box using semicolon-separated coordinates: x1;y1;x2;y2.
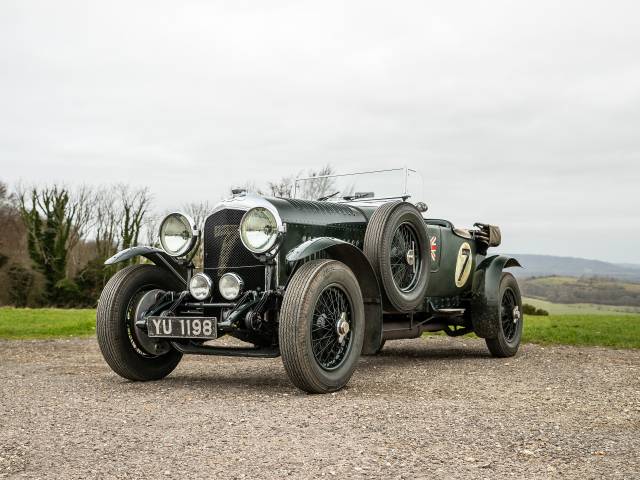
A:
485;273;523;357
96;264;183;381
279;260;365;394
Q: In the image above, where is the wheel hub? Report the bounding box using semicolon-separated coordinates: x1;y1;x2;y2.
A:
132;289;171;356
391;224;420;291
406;247;415;267
311;285;353;371
336;312;350;343
513;306;521;324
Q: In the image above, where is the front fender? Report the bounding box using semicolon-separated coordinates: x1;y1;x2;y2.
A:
105;246;188;286
286;237;383;355
470;255;522;338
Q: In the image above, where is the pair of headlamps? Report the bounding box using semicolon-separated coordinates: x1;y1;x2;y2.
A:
158;207;281;302
158;206;281;259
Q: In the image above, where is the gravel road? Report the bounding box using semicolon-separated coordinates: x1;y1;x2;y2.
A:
1;336;638;479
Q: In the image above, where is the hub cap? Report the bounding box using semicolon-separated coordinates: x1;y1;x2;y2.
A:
390;223;421;292
311;285;353;371
129;289;170;357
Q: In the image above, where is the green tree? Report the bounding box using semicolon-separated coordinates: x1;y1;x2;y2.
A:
17;186;92;305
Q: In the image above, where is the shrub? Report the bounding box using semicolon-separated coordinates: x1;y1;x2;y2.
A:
522;303;549;316
7;263;35;307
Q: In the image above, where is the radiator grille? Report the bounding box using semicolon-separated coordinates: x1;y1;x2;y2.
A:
203;209;265;301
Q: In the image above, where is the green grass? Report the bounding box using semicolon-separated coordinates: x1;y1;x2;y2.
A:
524;297;640;315
1;307;639;349
0;307;96;339
523;314;640;349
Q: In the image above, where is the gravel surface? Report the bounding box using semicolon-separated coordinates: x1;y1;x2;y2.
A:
1;336;639;479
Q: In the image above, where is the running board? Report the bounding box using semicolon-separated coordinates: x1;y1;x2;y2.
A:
382;311;468;341
433;308;465;316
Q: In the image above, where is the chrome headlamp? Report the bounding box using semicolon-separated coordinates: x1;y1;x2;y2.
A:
239;207;282;254
159;212;199;257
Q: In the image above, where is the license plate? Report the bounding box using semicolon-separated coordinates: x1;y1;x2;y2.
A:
146;316;217;339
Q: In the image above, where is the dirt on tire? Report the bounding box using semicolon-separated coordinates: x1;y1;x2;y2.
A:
1;336;638;479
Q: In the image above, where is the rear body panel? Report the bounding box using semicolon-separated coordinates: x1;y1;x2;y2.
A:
425;224;482;299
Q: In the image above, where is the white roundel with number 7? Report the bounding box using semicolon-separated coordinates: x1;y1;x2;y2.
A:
454;242;473;288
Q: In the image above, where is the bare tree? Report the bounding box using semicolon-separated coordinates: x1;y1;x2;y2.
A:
118;185;151;251
182;201;212;268
183;201;212;230
143;213;160;248
297;164;336;200
93;186;120;260
268;176;295;198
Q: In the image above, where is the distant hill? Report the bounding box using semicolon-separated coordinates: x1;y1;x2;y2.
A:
520;276;640;308
506;254;640;282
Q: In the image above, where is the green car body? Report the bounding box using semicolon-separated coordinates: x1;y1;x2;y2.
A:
99;179;523;393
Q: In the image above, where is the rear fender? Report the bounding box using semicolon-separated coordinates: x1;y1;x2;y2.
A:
105;246;188;286
287;237;383;355
470;255;522;338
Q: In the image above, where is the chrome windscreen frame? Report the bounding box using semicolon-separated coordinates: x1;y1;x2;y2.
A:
293;167;423;204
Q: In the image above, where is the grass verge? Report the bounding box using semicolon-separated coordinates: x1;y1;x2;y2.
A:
523;314;640;349
0;307;96;339
1;308;639;349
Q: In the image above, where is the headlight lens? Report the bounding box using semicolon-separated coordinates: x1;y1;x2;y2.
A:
219;273;244;301
189;273;212;301
239;207;279;253
159;213;198;257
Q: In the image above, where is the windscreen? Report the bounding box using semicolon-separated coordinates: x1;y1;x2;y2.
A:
293;168;423;203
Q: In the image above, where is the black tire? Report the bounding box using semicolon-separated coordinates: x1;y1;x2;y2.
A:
485;273;523;358
364;339;386;356
96;264;183;381
279;260;365;394
364;202;430;312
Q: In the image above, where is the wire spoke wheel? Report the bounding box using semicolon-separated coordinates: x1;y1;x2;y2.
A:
390;222;421;292
311;285;353;371
500;288;520;342
280;260;365;393
483;273;523;358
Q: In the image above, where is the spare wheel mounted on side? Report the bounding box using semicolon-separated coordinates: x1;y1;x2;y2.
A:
364;201;430;312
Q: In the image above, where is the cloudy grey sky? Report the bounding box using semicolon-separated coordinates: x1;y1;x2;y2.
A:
1;1;639;263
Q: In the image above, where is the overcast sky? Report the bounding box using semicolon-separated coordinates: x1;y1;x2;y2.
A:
1;1;639;263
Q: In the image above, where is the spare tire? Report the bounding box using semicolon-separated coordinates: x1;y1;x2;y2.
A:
364;202;430;312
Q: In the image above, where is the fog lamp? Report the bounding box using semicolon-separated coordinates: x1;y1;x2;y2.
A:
219;273;244;301
189;273;212;301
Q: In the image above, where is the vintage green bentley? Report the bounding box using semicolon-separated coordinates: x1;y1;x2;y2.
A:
97;169;523;393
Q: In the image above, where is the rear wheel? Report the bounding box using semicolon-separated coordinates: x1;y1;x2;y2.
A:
485;273;523;357
96;264;183;381
364;202;430;312
279;260;365;393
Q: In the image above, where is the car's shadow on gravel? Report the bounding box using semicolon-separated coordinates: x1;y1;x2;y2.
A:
133;342;493;394
160;369;294;393
367;343;490;362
